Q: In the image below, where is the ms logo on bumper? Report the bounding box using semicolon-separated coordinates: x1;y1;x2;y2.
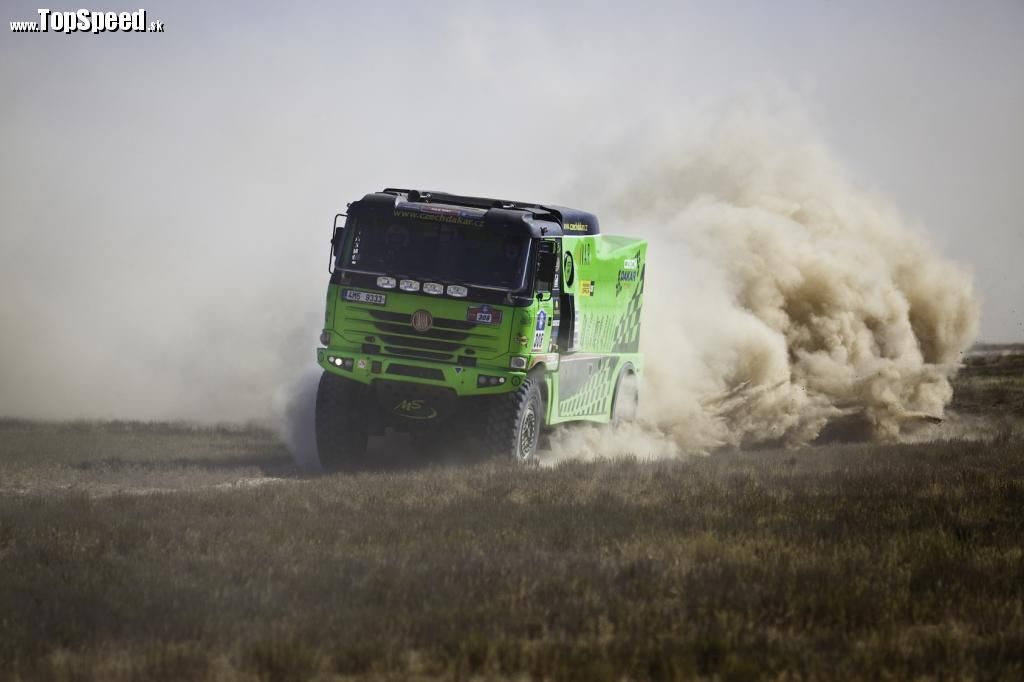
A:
393;399;438;420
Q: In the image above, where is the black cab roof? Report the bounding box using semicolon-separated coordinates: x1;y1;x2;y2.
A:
350;188;601;238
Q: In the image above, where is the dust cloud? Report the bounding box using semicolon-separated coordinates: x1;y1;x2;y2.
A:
285;106;981;466
546;107;980;461
2;2;1016;467
272;366;322;472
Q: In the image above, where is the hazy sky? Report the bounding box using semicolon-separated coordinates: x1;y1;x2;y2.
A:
1;0;1021;420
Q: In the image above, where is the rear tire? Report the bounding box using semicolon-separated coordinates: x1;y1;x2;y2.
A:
485;378;544;464
315;371;369;472
611;369;639;424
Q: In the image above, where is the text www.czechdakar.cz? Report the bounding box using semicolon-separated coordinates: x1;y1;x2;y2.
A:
10;9;164;33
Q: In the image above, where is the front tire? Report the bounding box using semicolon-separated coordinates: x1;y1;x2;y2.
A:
315;371;369;472
485;377;544;463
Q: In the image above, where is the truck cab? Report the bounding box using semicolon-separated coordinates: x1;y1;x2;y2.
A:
316;188;646;470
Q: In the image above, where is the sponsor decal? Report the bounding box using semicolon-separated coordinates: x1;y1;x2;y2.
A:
342;289;387;305
467;304;503;325
564;221;589;232
532;310;548;351
392;399;438;420
394;203;485;227
622;250;643;295
562;251;575;287
580;280;595;296
411;309;433;332
581;315;615;346
616;269;638;297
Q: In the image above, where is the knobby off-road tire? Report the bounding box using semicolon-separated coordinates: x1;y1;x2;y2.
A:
611;369;639;424
485;377;544;464
315;371;369;472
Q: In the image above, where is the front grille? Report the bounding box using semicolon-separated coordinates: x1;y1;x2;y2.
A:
367;310;410;324
384;346;453;362
386;364;445;381
373;321;469;341
377;333;461;352
338;305;505;364
368;310;477;330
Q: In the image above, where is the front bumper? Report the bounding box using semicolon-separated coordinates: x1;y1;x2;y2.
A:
317;348;526;396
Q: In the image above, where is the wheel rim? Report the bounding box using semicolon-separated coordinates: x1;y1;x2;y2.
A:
519;405;537;459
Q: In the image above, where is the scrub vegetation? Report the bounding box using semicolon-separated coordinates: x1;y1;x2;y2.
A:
1;348;1022;681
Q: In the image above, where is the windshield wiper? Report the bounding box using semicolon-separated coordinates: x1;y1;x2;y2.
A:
340;267;389;277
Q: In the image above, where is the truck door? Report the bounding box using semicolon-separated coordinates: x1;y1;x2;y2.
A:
531;240;559;356
554;243;577;354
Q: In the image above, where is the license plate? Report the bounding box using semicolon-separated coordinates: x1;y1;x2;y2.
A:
342;289;387;305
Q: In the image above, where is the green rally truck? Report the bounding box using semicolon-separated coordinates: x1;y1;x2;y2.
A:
316;188;646;469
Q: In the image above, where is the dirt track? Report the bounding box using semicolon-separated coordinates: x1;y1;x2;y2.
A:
1;347;1022;680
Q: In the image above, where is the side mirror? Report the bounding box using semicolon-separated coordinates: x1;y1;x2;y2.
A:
535;243;558;294
329;213;346;274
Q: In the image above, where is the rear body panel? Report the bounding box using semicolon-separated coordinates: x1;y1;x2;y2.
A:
546;235;646;425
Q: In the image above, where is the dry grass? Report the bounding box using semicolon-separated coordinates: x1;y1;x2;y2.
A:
955;344;1024;418
1;352;1023;680
0;420;293;496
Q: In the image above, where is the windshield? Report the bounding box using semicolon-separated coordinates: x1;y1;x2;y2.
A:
341;217;530;290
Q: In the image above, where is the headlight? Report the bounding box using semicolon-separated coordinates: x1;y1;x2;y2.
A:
447;285;468;297
423;283;444;295
400;279;420;292
509;356;528;370
376;276;397;289
328;356;353;370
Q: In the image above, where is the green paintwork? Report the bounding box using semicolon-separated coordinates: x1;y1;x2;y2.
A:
544;235;646;425
317;232;646;427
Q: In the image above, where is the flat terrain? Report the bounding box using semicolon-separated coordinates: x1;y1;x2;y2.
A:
1;347;1023;680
